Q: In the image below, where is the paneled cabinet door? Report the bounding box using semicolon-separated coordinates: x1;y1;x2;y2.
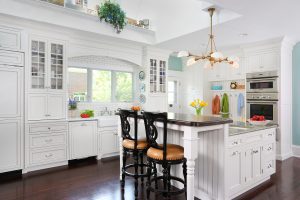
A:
0;120;21;173
100;129;118;155
30;39;47;91
69;121;97;159
47;94;66;120
0;26;21;51
251;146;262;179
0;65;23;118
30;38;66;92
28;94;47;121
48;42;65;92
226;149;243;195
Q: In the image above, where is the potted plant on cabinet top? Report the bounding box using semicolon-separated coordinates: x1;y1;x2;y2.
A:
98;0;126;33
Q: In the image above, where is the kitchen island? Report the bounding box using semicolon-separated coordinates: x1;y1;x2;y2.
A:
117;113;276;200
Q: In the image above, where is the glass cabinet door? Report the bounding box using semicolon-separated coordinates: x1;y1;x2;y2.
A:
150;59;157;93
31;40;46;89
50;43;64;90
159;60;166;93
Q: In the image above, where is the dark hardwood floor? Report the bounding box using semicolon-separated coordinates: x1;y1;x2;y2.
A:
1;157;300;200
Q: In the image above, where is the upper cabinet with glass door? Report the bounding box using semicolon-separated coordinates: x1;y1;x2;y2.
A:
30;37;66;93
31;40;47;90
149;58;167;94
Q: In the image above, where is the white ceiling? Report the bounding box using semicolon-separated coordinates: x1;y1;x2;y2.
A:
119;0;240;44
154;0;300;52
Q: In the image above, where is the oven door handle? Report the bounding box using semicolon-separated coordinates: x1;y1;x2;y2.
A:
247;78;277;82
247;101;278;104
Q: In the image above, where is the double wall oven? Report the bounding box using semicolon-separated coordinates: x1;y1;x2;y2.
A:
246;71;279;123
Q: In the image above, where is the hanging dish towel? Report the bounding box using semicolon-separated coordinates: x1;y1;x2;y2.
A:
237;93;244;117
221;93;230;118
212;95;221;115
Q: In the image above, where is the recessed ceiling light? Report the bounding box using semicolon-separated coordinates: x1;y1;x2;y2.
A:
239;33;248;37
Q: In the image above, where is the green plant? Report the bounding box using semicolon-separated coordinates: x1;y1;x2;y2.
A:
98;1;126;33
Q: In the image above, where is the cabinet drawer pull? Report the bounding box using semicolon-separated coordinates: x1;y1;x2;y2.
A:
267;164;272;168
267;147;272;151
232;141;238;145
114;132;118;136
45;153;53;158
252;150;259;154
231;151;238;156
268;133;273;136
45;139;53;143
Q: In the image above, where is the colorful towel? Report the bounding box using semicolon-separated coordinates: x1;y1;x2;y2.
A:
237;93;244;117
221;93;229;118
212;95;220;115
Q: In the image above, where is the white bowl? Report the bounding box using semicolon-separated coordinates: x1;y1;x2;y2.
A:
248;120;270;126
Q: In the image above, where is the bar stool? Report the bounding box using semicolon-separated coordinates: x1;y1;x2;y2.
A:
142;111;187;199
118;109;150;199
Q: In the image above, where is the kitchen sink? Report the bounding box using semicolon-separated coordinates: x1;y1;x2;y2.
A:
96;115;118;127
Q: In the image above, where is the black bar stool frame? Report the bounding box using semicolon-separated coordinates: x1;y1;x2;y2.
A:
143;111;187;199
119;109;152;199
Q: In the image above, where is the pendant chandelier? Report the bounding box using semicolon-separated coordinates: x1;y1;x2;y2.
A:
177;8;239;69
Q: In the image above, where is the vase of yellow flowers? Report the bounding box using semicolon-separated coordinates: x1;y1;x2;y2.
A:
190;99;208;116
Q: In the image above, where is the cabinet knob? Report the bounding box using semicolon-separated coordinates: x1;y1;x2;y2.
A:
232;141;238;145
45;139;53;143
267;164;272;168
231;151;238;156
267;147;272;151
48;127;51;130
252;150;259;154
45;153;53;158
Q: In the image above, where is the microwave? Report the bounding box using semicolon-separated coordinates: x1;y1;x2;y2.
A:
246;71;278;93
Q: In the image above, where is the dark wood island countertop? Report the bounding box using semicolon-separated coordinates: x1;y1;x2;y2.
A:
117;112;233;127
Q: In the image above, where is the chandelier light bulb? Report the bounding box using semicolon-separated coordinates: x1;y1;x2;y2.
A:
228;56;240;62
211;52;224;60
204;61;213;69
186;57;197;66
231;61;239;68
177;51;189;57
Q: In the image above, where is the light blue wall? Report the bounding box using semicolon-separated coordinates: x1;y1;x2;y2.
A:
168;55;183;71
293;42;300;145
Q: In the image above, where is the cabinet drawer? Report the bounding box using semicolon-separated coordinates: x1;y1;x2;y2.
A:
29;123;67;134
227;138;242;148
29;133;66;149
0;27;21;50
262;142;275;156
262;129;276;141
263;157;276;175
242;134;263;144
30;148;66;165
0;50;24;66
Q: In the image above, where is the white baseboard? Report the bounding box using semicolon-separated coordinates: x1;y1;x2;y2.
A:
276;151;293;161
292;145;300;158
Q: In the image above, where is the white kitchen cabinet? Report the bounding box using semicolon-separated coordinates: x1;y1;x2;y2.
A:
25;122;68;171
0;119;22;173
99;126;119;158
27;93;66;121
226;128;276;198
245;51;279;73
69;121;98;159
0;65;23;118
29;36;66;93
226;148;243;195
0;26;21;51
0;50;24;66
47;94;66;120
149;58;167;93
